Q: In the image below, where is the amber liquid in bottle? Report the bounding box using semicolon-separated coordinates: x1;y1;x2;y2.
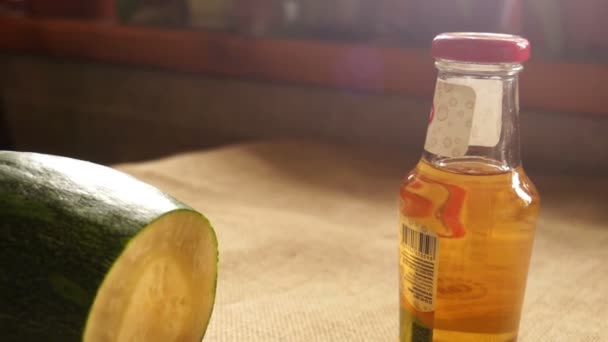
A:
399;158;539;341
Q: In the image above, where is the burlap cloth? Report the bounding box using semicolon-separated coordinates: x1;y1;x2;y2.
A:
116;142;608;342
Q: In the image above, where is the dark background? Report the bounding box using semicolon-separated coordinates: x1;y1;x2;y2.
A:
1;0;607;174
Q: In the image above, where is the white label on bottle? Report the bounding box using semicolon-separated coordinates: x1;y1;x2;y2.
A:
399;217;440;312
424;80;476;157
451;78;503;147
424;79;503;157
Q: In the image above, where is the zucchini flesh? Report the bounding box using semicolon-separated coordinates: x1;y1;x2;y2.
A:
84;210;217;342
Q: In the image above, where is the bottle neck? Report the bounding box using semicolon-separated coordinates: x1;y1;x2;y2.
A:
422;60;522;174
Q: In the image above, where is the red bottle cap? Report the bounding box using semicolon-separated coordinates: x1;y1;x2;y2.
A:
432;32;530;63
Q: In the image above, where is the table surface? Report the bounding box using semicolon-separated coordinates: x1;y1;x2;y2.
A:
116;141;608;341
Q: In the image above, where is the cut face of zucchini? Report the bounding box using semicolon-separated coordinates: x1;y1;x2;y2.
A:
84;211;218;342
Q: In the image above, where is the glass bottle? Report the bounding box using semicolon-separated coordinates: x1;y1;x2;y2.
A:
398;33;540;342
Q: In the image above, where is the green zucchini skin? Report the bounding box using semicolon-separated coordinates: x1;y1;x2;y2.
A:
0;151;194;341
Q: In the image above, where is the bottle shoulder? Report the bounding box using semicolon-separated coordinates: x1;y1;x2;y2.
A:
400;160;540;237
400;159;540;207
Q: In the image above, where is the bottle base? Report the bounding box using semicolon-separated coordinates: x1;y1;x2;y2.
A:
432;329;517;342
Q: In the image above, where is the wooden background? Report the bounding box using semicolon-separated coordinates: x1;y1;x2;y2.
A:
1;15;607;173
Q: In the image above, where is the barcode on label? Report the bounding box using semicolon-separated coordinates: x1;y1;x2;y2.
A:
402;224;437;260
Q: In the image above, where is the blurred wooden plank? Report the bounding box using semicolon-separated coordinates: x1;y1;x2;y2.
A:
0;16;606;115
0;98;14;150
521;61;607;116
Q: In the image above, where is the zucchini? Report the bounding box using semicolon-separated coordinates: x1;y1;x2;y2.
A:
0;151;218;342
